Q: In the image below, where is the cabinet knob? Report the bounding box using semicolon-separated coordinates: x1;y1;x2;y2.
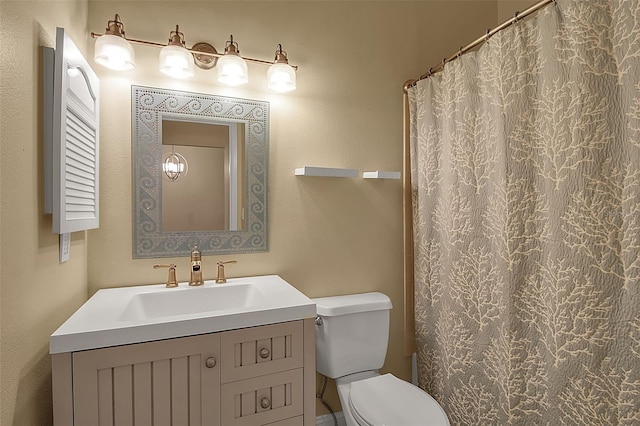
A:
260;397;271;409
205;357;217;368
259;348;270;359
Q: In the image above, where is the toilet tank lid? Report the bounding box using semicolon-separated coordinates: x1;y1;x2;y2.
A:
312;292;392;316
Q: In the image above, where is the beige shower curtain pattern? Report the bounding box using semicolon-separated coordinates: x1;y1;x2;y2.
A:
408;0;639;424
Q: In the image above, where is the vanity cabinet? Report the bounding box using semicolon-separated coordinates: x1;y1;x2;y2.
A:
52;319;315;426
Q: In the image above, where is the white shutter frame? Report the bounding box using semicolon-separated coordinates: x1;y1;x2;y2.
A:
52;27;100;234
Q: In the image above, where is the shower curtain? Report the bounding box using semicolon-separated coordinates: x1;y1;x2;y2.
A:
408;0;639;424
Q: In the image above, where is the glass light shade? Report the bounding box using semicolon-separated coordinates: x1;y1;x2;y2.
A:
159;45;195;79
216;54;248;86
94;34;135;70
267;63;297;92
163;152;188;182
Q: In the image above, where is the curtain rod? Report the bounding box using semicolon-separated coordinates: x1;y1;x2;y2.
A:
403;0;555;91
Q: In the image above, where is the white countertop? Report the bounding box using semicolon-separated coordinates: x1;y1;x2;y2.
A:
50;275;316;354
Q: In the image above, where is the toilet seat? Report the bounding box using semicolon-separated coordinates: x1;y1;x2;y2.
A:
348;374;449;426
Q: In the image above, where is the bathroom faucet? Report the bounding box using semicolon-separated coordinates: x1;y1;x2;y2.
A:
189;246;204;286
153;264;178;288
215;260;238;283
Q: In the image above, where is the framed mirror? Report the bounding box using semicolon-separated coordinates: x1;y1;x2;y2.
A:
132;86;268;258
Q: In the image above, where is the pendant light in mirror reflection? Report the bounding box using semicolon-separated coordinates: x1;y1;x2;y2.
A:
163;147;189;182
91;14;297;92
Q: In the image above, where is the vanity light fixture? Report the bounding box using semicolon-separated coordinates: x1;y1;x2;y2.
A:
216;35;249;86
267;44;296;92
91;14;298;91
159;25;195;79
163;147;188;182
93;14;135;71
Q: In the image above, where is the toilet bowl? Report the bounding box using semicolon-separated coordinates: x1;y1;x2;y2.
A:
313;292;449;426
343;373;448;426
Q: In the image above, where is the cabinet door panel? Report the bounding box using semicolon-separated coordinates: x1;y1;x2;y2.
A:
221;369;303;426
188;354;203;424
152;359;171;426
171;356;190;425
73;334;220;426
221;321;303;383
96;369;113;425
265;416;304;426
132;363;152;426
113;365;134;426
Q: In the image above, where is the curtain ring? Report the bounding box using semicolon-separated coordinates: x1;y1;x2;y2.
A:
485;28;491;42
457;47;463;58
427;67;433;77
514;11;520;22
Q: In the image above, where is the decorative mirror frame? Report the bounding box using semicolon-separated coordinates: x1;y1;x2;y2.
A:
132;86;268;258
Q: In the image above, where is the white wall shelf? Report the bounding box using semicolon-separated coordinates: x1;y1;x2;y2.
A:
362;171;401;179
294;166;359;178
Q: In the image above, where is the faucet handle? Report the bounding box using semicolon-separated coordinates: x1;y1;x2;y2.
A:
153;264;178;288
215;260;238;284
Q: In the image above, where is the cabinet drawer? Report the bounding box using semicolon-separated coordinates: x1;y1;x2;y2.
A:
221;321;303;383
221;368;303;426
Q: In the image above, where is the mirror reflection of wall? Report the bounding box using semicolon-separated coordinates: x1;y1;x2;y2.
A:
161;120;245;232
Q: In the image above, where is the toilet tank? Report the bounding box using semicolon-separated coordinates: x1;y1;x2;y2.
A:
313;292;392;379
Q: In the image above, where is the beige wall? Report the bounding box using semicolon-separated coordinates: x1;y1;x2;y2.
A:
162;144;227;231
0;1;499;424
0;1;90;425
498;0;539;22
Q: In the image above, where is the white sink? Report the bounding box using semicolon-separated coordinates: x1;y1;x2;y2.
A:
120;283;270;321
50;275;316;354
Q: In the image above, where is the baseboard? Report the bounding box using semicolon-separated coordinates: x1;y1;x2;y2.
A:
316;411;346;426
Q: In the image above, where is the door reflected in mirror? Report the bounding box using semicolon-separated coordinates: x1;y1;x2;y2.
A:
161;120;245;232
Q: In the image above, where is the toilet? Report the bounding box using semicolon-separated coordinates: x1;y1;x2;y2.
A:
313;292;449;426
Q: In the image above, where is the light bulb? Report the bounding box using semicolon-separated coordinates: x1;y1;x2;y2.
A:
267;44;296;92
159;45;195;79
94;34;135;70
267;62;296;92
216;55;248;86
216;35;248;86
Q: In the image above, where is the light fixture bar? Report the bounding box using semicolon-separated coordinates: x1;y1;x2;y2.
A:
90;32;298;70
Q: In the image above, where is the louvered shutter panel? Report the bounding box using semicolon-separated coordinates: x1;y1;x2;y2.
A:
52;27;100;233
